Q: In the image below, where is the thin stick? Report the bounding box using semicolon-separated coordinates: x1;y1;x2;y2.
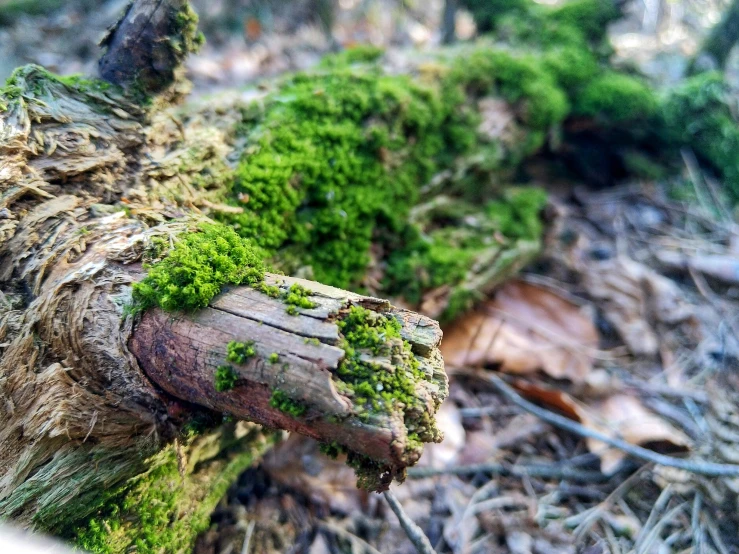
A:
383;490;436;554
241;520;256;554
480;372;739;477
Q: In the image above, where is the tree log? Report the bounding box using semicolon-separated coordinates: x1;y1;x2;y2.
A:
0;2;450;547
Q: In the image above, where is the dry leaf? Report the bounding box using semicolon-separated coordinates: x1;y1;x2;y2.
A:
419;401;466;469
441;280;599;383
583;394;692;474
510;380;691;474
581;257;693;356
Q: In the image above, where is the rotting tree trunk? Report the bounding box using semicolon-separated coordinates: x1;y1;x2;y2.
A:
0;1;448;549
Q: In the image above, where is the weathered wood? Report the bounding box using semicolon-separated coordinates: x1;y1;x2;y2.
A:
99;0;204;97
130;275;446;479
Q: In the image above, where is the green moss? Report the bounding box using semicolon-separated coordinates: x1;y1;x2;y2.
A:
268;353;279;363
320;44;385;67
0;65;121;114
384;187;547;316
132;223;266;312
330;306;442;489
447;48;569;131
319;441;346;459
269;389;307;417
221;69;461;288
254;282;281;298
226;340;256;364
215;365;238;392
575;72;657;123
545;0;620;44
74;431;271;554
284;283;317;310
0;0;63;26
460;0;530;33
662;72;739;204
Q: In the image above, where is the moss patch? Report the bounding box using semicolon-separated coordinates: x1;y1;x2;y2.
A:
132;223;266;312
226;340;256;364
74;428;273;554
214;365;238;392
269;389;307;417
332;306;442;489
662;72;739;204
384;187;547;320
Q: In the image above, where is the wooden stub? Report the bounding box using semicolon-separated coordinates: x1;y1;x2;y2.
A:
130;274;447;482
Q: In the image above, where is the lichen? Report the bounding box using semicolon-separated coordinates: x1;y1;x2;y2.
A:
131;223;266;312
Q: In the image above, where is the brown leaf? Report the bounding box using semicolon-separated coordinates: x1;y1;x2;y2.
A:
582;394;692;474
509;381;691;474
580;257;693;356
441;280;599;383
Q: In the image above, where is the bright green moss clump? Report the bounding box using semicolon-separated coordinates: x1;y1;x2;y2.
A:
226;340;256;364
222;70;453;288
214;365;238;392
320;44;385;67
384;187;547;319
284;283;317;310
132;223;266;312
74;432;271;554
575;72;657;123
662;72;739;204
269;389;307;417
330;305;442;489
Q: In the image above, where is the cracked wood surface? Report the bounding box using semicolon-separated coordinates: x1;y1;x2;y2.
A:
130;274;446;475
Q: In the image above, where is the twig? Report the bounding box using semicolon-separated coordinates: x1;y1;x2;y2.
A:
407;461;610;482
480;372;739;477
241;520;255;554
692;492;703;554
318;521;383;554
635;484;673;553
383;490;436;554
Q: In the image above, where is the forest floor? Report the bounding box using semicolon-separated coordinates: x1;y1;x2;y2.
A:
3;1;739;552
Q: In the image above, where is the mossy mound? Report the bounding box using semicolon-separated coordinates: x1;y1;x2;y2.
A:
74;426;274;554
662;72;739;205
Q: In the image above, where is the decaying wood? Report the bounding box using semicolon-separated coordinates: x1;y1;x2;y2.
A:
0;1;448;534
131;274;445;476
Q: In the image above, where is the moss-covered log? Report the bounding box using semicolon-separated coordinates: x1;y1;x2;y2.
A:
6;0;738;550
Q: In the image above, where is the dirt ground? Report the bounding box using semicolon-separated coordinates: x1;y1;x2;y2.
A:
3;1;739;552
